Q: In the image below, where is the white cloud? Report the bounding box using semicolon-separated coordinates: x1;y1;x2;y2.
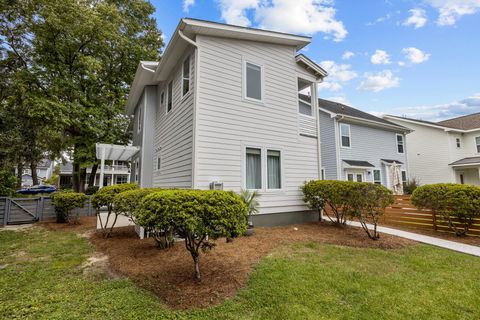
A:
397;61;406;67
183;0;195;12
370;50;391;65
425;0;480;26
318;60;358;91
366;12;393;26
402;47;431;64
388;93;480;121
403;8;428;28
217;0;348;41
342;51;354;60
357;70;400;92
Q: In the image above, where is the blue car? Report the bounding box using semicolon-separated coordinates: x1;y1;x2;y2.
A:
16;185;57;195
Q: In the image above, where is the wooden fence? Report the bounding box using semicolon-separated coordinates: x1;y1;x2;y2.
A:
382;196;480;237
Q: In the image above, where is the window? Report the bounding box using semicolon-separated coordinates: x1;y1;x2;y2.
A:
373;169;381;185
182;56;190;97
137;107;142;133
160;91;164;105
267;150;281;189
166;80;173;113
356;174;363;182
456;138;461;148
298;99;312;116
340;124;351;148
401;170;407;189
135;160;139;182
321;168;325;180
116;175;128;184
476;136;480;153
245;62;262;101
460;174;465;184
347;173;354;181
157;156;161;170
397;134;404;153
246;148;262;189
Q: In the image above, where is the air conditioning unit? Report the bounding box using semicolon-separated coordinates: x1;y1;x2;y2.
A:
209;181;224;190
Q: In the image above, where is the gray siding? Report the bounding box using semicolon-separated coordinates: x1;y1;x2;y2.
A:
141;86;157;187
338;121;407;185
194;35;320;214
319;110;337;180
152;48;195;188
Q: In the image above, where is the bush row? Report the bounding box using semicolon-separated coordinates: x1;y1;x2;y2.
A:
411;183;480;236
302;180;395;239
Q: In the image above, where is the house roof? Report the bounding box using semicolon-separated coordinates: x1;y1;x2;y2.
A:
343;160;375;168
295;54;328;79
384;114;460;130
437;113;480;130
449;156;480;166
381;159;404;164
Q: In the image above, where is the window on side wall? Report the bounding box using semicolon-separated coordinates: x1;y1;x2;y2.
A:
157;156;161;171
340;124;351;148
267;150;281;189
321;168;325;180
135;160;139;182
401;170;407;189
137;108;142;133
245;61;263;102
182;56;190;97
160;91;164;105
373;169;381;185
397;134;405;153
246;148;262;189
456;138;461;148
476;136;480;153
167;80;173;113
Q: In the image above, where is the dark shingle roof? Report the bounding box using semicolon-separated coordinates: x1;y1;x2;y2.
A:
449;157;480;166
437;113;480;130
343;160;375;167
381;159;404;164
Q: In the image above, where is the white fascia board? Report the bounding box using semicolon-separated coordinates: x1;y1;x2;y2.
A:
383;115;463;132
295;54;328;79
337;115;411;133
125;62;158;115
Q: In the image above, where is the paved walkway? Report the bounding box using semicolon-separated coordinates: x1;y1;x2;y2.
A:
348;221;480;257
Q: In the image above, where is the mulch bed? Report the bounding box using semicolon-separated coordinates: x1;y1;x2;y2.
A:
45;217;415;309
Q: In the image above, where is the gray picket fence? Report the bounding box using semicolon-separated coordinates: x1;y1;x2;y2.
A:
0;196;94;226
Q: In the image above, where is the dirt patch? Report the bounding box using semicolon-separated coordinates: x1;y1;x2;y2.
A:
83;221;415;310
42;216;97;233
80;252;119;279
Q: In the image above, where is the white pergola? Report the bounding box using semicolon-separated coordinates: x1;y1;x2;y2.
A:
95;143;140;188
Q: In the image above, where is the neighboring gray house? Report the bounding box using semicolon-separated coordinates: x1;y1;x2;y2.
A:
125;18;327;225
316;98;411;189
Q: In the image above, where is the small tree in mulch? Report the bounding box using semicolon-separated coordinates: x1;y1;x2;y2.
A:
138;190;248;280
91;183;139;238
412;184;480;236
343;183;394;240
113;188;172;248
51;191;87;223
302;180;352;224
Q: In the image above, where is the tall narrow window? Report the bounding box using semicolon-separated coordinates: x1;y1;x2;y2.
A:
245;62;262;101
401;170;407;189
246;148;262;189
456;138;461;148
137;107;142;133
157;156;161;170
373;169;381;185
160;91;164;105
397;134;404;153
340;124;351;148
135;160;139;182
167;80;173;113
321;168;325;180
182;56;190;96
267;150;281;189
476;136;480;153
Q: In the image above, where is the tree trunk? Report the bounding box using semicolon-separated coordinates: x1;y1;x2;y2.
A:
72;162;80;192
88;163;98;187
30;161;38;186
16;162;23;189
193;255;201;280
79;167;87;193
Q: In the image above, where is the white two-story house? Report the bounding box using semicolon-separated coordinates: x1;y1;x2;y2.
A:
385;113;480;185
125;18;327;226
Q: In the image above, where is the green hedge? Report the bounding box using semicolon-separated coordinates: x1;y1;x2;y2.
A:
0;170;17;197
137;189;248;279
412;183;480;236
113;188;160;223
51;191;87;223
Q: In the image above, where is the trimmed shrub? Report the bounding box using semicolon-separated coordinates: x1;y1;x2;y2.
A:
51;191;87;223
343;183;394;240
91;183;139;237
302;180;354;224
137;190;248;279
403;178;420;195
0;170;17;197
412;183;480;236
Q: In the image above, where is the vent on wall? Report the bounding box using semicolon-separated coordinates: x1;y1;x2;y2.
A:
209;181;224;190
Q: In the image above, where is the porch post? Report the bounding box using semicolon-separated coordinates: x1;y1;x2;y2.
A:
99;146;106;189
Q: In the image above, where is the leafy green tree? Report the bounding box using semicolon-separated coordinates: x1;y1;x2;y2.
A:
51;191;87;223
0;169;18;196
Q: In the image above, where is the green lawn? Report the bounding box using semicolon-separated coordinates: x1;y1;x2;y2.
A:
1;227;480;319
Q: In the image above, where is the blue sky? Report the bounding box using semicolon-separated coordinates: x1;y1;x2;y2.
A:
151;0;480;121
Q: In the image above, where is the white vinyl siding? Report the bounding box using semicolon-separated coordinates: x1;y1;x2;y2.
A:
244;61;263;102
340;124;351;148
194;35;319;214
397;134;405;153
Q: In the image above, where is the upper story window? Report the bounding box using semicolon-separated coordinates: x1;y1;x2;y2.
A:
456;138;461;148
182;56;190;97
137;107;142;133
244;61;263;102
476;136;480;153
340;124;351;148
166;80;173;113
396;134;405;153
246;147;262;189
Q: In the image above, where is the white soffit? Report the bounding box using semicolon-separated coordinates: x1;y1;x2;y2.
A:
96;143;140;161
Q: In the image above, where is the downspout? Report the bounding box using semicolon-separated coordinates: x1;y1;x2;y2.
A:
179;30;200;189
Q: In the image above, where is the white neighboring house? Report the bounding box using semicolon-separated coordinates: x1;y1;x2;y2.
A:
19;159;55;187
126;18;327;226
384;113;480;186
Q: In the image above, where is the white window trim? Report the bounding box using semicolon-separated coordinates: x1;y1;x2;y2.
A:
396;133;405;154
340;123;351;149
242;58;265;104
475;136;480;154
242;144;284;192
181;55;191;99
244;145;264;191
166;80;173;115
266;148;283;191
372;168;382;185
